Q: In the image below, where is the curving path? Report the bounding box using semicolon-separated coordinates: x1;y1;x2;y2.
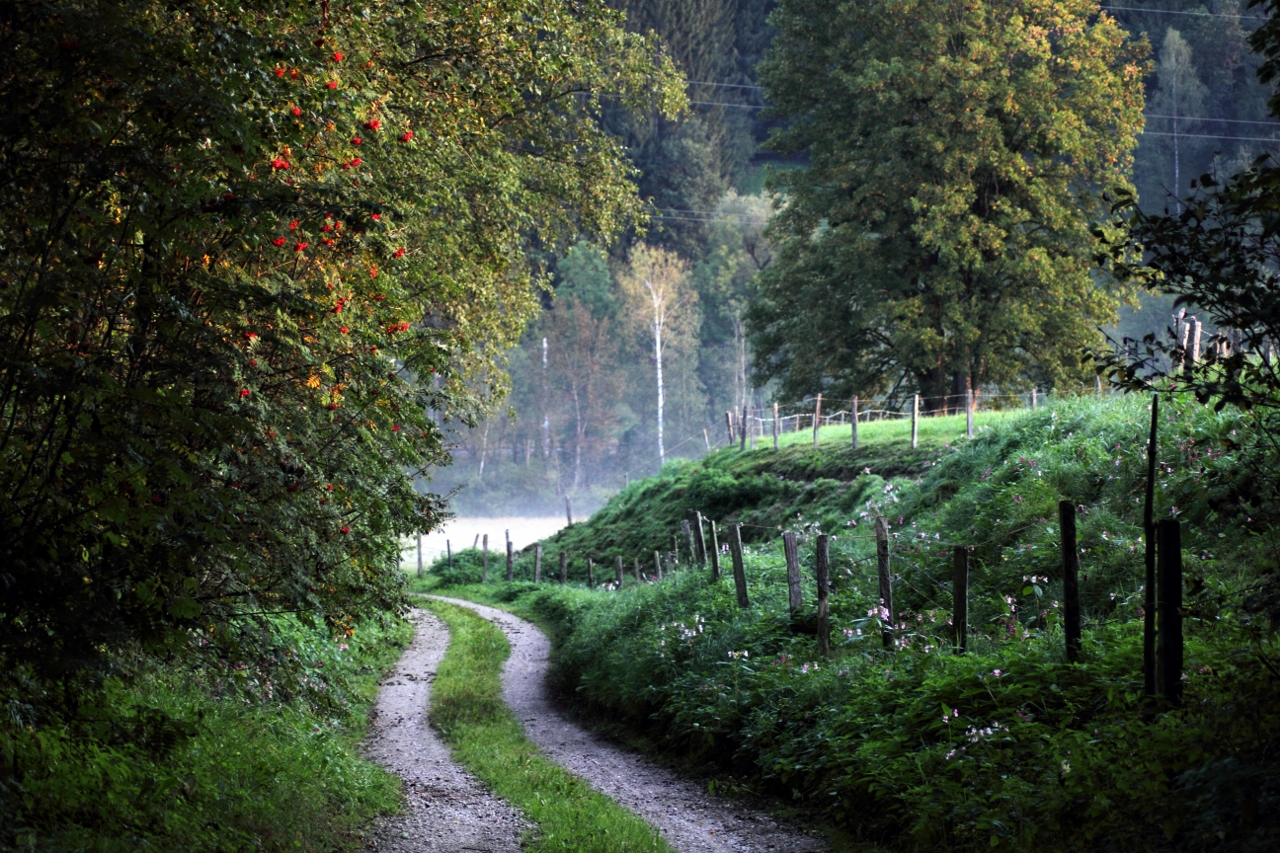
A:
362;608;526;853
430;595;828;853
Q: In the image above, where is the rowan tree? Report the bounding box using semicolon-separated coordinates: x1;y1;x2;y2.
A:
748;0;1147;407
0;0;681;690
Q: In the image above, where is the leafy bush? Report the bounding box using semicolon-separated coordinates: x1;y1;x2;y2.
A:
0;615;408;852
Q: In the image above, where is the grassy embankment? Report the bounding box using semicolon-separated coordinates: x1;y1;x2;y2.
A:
424;599;674;853
4;617;409;852
421;395;1280;852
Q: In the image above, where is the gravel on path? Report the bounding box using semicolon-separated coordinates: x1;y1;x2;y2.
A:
362;607;526;853
431;595;829;853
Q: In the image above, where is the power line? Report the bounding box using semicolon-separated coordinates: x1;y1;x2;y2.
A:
689;99;765;110
1145;113;1280;126
688;80;765;91
1100;4;1267;20
1139;129;1280;143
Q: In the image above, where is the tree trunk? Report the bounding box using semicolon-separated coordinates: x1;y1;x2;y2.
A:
654;315;665;467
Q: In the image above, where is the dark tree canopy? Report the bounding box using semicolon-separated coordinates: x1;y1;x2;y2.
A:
749;0;1147;407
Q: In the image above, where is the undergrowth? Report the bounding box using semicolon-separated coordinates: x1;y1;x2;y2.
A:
429;395;1280;852
424;600;675;853
1;616;409;852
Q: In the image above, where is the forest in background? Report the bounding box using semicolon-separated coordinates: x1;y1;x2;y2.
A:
432;0;1277;516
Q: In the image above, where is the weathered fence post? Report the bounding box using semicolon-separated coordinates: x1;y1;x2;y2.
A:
587;557;594;589
534;544;542;583
911;394;919;449
966;389;975;439
614;555;624;588
505;530;514;582
1144;394;1159;696
1059;500;1082;663
447;539;453;571
417;533;424;579
559;550;566;584
812;394;823;449
482;533;489;583
783;531;802;614
953;546;968;653
773;402;780;450
473;533;480;550
851;396;859;450
565;496;573;526
1031;388;1038;410
725;410;735;445
681;519;694;562
816;534;831;656
748;405;756;450
1189;317;1202;366
692;510;708;565
672;534;680;564
709;520;722;581
1157;519;1184;704
875;516;893;649
729;523;750;608
654;550;663;580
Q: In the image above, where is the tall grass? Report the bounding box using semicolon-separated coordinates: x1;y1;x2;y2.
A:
2;616;408;852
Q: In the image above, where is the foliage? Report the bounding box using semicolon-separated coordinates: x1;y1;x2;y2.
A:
425;600;677;853
749;0;1148;405
437;394;1280;850
0;615;409;852
0;0;681;695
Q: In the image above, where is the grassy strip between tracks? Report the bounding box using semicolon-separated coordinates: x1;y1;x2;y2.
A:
422;599;676;853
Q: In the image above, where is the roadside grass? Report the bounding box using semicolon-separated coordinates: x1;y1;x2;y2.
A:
4;615;409;852
420;393;1280;851
424;599;676;853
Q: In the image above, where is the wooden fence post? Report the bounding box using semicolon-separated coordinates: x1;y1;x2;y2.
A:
534;544;542;583
692;510;708;565
559;550;566;584
725;410;735;445
911;393;919;449
654;550;663;580
729;523;750;608
783;531;802;614
875;516;893;649
614;555;624;588
812;394;823;449
1189;317;1201;366
773;402;780;450
482;533;489;583
1144;394;1159;696
565;495;573;526
740;404;749;451
681;519;694;562
851;396;859;450
1031;388;1038;410
953;546;968;653
417;533;423;579
672;534;680;564
505;530;514;582
1157;519;1183;704
816;534;831;656
447;539;452;571
587;557;594;589
709;520;722;581
1059;500;1082;663
966;389;975;439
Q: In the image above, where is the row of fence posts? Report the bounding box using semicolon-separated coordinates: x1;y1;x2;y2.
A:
725;389;999;451
413;394;1181;703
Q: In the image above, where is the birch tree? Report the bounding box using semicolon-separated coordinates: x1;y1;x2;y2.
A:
620;245;697;467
